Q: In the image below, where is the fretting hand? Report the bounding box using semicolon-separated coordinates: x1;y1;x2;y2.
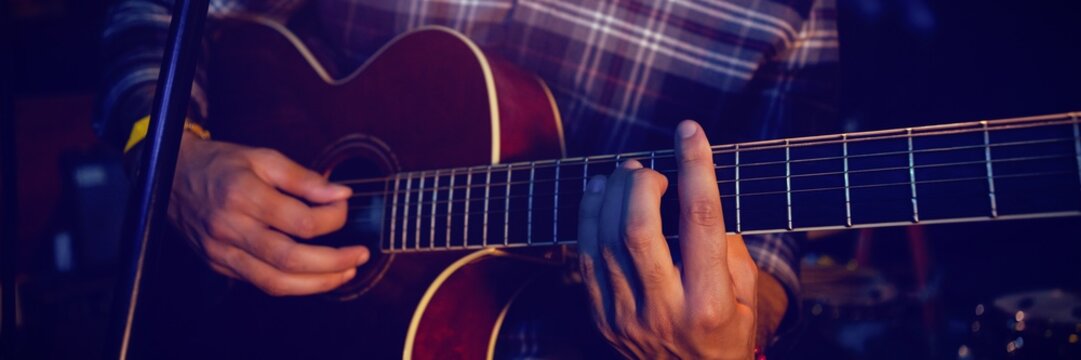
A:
577;120;758;359
169;132;369;296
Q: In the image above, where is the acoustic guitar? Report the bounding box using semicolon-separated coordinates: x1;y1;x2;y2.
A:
132;15;1081;359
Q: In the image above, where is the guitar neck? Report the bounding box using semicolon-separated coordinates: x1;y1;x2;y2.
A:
344;112;1081;254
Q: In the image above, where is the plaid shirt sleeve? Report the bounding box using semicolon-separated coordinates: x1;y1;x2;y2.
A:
737;0;840;338
746;233;802;331
96;0;305;147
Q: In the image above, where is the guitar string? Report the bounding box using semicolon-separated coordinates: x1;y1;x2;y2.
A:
344;169;1074;220
363;167;1072;249
331;117;1080;187
341;151;1078;200
334;115;1081;186
370;114;1081;250
345;157;1074;213
335;136;1079;195
367;168;1075;251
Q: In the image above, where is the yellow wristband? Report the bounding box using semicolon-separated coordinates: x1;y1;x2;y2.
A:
123;115;211;153
185;119;212;141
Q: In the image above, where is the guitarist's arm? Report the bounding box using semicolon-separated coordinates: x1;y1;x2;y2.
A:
98;0;367;296
98;0;310;147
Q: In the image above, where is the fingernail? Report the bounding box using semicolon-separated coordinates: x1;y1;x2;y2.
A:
356;247;370;265
677;120;698;139
588;176;606;193
621;159;642;170
329;183;352;197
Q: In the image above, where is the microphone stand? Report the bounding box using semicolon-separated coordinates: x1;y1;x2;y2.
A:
106;0;209;358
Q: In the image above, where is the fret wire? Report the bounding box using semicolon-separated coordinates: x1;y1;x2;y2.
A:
429;169;439;249
785;140;793;230
527;161;536;245
354;170;1075;221
582;157;589;191
445;168;455;249
388;173;401;251
842;134;852;227
649;151;656;169
482;165;493;247
338;113;1081;188
553;159;561;244
907;128;920;223
463;167;473;248
982;121;999;217
401;172;413;251
504;165;513;246
415;172;426;249
379;176;391;251
735;144;742;233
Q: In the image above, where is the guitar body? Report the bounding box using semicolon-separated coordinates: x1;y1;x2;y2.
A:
135;16;607;359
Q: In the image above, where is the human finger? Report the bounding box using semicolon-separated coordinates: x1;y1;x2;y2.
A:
673;120;734;310
621;165;682;313
203;237;356;296
225;214;369;273
248;148;352;203
238;172;349;239
578;175;611;327
599;160;639;318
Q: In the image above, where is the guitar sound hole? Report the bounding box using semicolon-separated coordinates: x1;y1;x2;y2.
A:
322;156;385;249
314;146;397;300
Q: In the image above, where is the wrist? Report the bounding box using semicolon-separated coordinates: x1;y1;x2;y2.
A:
756;272;788;349
179;127;206;153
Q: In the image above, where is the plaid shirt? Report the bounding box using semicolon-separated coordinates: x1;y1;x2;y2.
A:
100;0;838;354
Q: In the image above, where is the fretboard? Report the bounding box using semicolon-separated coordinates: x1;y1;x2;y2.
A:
340;112;1081;254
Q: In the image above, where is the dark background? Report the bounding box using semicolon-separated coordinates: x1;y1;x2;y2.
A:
2;0;1080;359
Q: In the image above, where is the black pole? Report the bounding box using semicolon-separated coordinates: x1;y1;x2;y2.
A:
106;0;209;358
1;1;19;358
